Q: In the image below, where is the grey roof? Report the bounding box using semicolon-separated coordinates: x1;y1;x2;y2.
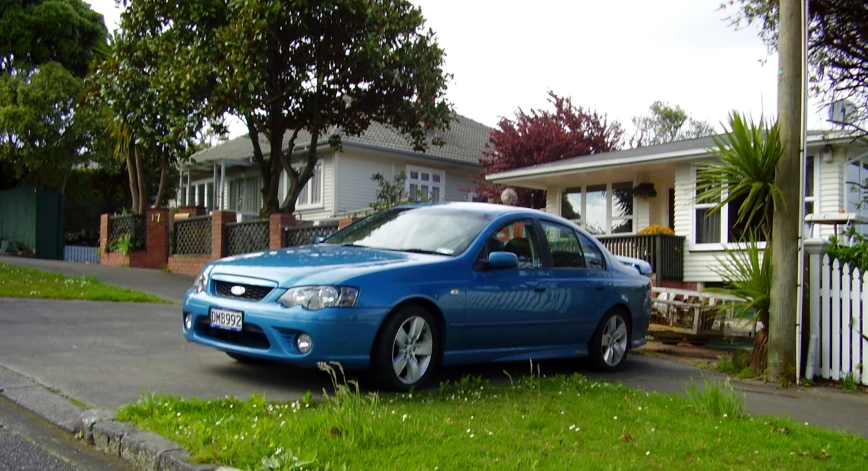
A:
188;114;492;167
495;130;837;175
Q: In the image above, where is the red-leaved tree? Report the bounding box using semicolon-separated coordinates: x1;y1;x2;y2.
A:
474;91;624;208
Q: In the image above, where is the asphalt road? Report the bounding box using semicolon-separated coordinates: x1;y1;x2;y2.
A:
0;395;129;471
1;297;868;439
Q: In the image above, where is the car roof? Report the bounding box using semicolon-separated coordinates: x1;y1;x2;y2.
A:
394;201;550;218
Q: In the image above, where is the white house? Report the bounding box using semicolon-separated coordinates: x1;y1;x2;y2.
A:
174;115;492;221
486;130;868;288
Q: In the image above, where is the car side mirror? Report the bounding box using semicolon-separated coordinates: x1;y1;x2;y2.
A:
314;236;326;244
488;251;519;269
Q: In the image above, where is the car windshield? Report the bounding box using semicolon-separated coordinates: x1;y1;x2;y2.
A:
325;206;493;256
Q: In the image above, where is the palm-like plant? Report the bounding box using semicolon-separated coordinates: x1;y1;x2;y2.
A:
710;236;772;372
698;111;784;375
695;111;784;241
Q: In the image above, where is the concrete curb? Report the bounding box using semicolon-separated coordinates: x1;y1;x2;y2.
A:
0;366;240;471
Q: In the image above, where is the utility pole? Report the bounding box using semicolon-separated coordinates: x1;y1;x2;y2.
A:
769;0;803;382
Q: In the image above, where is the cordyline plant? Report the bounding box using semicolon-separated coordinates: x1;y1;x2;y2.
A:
119;0;455;218
697;111;785;374
695;111;785;241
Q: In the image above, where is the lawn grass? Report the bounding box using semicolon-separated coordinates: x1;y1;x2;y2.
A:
117;363;868;471
0;262;169;303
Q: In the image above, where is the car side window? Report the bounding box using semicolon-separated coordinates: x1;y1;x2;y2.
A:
577;232;606;270
540;221;586;268
476;219;542;269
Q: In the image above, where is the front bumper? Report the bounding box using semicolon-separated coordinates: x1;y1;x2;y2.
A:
182;290;387;369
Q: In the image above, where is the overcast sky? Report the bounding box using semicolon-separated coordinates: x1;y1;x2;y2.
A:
87;0;830;138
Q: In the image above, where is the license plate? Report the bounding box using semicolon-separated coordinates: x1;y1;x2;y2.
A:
209;307;243;331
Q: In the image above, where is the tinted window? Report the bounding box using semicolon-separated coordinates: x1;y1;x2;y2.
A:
477;219;541;269
540;221;586;268
577;233;605;270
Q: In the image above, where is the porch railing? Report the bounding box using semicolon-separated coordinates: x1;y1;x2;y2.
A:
597;233;685;281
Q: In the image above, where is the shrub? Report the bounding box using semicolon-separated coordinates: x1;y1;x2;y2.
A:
638;224;675;235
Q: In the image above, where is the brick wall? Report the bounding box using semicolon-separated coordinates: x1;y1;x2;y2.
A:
166;210;235;276
99;210;170;269
168;256;212;276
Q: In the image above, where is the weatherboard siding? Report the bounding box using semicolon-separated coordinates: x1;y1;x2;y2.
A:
335;149;478;214
336;151;394;214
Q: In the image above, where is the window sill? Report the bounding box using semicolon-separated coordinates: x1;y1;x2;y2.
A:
296;203;325;212
688;242;768;252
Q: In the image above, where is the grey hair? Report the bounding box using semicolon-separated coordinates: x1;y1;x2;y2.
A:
501;188;518;205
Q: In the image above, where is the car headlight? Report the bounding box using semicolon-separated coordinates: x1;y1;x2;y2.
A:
192;271;208;294
277;286;359;310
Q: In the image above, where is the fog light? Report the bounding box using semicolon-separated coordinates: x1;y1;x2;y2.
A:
184;313;193;330
296;333;313;354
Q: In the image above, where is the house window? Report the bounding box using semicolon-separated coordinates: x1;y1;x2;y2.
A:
560;181;635;235
692;155;818;245
281;163;324;209
406;165;445;202
845;154;868;235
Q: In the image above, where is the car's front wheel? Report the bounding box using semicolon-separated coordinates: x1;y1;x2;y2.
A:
372;304;439;391
588;309;631;372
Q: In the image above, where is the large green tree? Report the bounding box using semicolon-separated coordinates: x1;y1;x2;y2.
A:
119;0;454;217
0;0;109;78
0;0;111;192
87;29;216;214
630;101;715;146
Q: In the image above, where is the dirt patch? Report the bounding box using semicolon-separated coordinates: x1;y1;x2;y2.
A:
636;341;735;370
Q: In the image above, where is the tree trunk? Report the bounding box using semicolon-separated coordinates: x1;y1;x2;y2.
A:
768;0;802;384
280;128;316;214
133;145;147;214
244;115;272;218
126;141;140;214
153;152;169;209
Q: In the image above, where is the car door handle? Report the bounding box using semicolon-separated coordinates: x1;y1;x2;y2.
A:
534;285;548;293
595;286;605;291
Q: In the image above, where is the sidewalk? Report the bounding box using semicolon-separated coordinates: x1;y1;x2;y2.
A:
0;256;192;303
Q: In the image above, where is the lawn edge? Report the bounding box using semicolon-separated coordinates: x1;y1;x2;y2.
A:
0;365;235;471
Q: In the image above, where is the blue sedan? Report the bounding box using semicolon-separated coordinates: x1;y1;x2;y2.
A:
182;202;652;390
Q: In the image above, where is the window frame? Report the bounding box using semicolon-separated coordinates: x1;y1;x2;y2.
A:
689;156;819;250
473;218;543;271
538;219;592;270
559;179;637;235
406;164;446;203
281;162;324;210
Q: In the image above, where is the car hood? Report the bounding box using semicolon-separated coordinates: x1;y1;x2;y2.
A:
206;245;438;287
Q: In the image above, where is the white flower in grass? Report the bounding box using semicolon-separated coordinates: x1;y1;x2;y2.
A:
646;451;650;456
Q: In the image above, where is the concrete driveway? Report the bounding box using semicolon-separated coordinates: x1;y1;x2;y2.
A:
1;296;867;438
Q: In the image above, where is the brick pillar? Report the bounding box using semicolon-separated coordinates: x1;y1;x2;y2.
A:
99;214;110;255
269;213;296;250
143;208;170;269
211;211;236;259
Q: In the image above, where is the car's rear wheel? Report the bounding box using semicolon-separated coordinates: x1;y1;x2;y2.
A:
588;309;631;372
226;351;268;365
372;304;439;391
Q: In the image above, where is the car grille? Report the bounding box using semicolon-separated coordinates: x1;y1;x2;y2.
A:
213;280;273;301
195;317;270;349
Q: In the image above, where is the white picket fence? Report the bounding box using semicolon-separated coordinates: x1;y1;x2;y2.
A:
807;253;868;385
